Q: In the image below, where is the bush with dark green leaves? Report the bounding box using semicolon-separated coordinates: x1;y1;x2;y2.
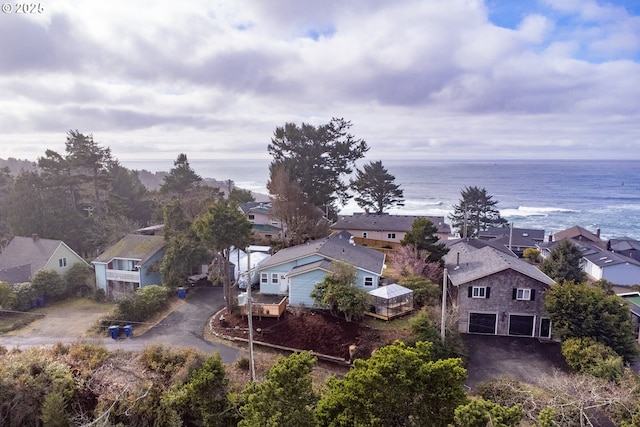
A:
562;337;624;382
31;269;67;301
12;281;36;311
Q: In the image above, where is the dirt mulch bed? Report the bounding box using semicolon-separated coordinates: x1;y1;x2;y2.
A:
213;309;394;361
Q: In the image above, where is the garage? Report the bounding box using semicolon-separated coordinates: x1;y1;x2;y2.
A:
468;312;497;334
509;314;535;336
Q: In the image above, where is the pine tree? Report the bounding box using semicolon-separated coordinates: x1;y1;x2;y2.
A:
350;160;404;214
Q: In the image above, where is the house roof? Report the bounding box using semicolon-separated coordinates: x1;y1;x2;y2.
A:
331;214;451;235
479;226;545;242
610;238;640;252
369;283;412;299
552;226;602;244
239;202;273;215
0;264;31;284
258;235;386;276
583;249;640;268
619;292;640;318
93;234;165;266
446;238;517;257
444;241;555;287
0;236;84;276
286;259;334;278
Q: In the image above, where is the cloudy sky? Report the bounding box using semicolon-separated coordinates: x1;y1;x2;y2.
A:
1;0;639;162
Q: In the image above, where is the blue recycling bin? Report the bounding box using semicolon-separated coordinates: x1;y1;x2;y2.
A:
108;325;120;340
123;324;133;338
38;296;45;307
177;287;187;299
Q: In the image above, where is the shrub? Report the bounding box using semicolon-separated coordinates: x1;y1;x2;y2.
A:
0;281;16;309
140;345;204;385
115;285;170;323
562;337;624;382
64;263;94;296
398;274;440;307
523;248;541;263
12;281;36;311
67;343;110;370
235;357;251;371
32;269;66;301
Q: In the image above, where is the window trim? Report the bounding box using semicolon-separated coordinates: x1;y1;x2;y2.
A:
260;273;268;284
58;257;67;268
271;273;279;284
387;232;396;239
472;286;486;298
363;276;374;287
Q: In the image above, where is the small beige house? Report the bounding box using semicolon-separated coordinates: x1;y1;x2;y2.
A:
330;214;451;250
0;235;89;284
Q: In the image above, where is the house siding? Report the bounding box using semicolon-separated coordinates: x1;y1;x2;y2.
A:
585;260;640;286
258;255;325;295
95;263;107;291
289;270;327;306
456;270;549;337
42;243;88;278
140;250;164;286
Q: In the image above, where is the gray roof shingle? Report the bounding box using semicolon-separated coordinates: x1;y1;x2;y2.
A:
331;214;451;234
444;241;555;287
0;236;65;276
259;235;385;275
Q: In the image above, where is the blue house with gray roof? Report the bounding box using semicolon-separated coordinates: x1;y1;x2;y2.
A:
256;234;386;306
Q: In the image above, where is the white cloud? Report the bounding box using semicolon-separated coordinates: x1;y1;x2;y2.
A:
0;0;638;161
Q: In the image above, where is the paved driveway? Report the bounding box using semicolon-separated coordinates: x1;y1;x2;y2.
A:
463;334;570;390
0;286;242;364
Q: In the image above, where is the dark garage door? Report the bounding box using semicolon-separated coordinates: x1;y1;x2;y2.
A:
469;313;497;334
509;315;534;336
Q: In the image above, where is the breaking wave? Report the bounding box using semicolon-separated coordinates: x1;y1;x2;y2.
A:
500;206;579;218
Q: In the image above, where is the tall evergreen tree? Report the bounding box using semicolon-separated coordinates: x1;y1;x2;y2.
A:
268;117;368;219
193;199;253;312
349;160;404;214
160;153;202;194
400;217;449;264
448;186;507;238
540;240;587;283
65;130;113;218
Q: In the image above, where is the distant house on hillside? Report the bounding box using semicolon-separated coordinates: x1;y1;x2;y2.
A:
330;214;451;251
0;235;88;284
238;202;283;240
92;234;165;299
444;239;555;338
256;234;386;306
478;226;545;257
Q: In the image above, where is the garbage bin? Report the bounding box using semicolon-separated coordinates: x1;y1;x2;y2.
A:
108;325;120;340
123;324;133;338
38;296;45;307
177;287;187;299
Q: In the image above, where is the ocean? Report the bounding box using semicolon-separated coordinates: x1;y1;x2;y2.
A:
120;159;640;241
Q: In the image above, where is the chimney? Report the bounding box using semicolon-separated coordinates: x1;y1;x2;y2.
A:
456;252;460;267
596;228;601;238
32;234;38;242
548;234;553;243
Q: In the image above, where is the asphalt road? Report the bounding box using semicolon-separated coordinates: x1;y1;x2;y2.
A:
0;286;242;364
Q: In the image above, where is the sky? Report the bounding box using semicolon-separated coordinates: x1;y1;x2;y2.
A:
1;0;639;162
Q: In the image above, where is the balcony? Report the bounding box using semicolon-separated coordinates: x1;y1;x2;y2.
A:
106;269;140;283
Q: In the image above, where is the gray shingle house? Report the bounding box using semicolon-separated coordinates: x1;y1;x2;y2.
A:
444;240;555;338
256;234;386;306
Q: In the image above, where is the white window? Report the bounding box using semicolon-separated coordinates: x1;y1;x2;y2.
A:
271;273;279;284
58;257;67;267
261;273;268;284
516;288;532;301
387;233;396;239
472;286;486;298
248;214;255;222
364;276;374;287
363;232;368;238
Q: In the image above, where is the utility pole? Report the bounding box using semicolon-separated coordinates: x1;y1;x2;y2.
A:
246;248;256;381
441;268;447;342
